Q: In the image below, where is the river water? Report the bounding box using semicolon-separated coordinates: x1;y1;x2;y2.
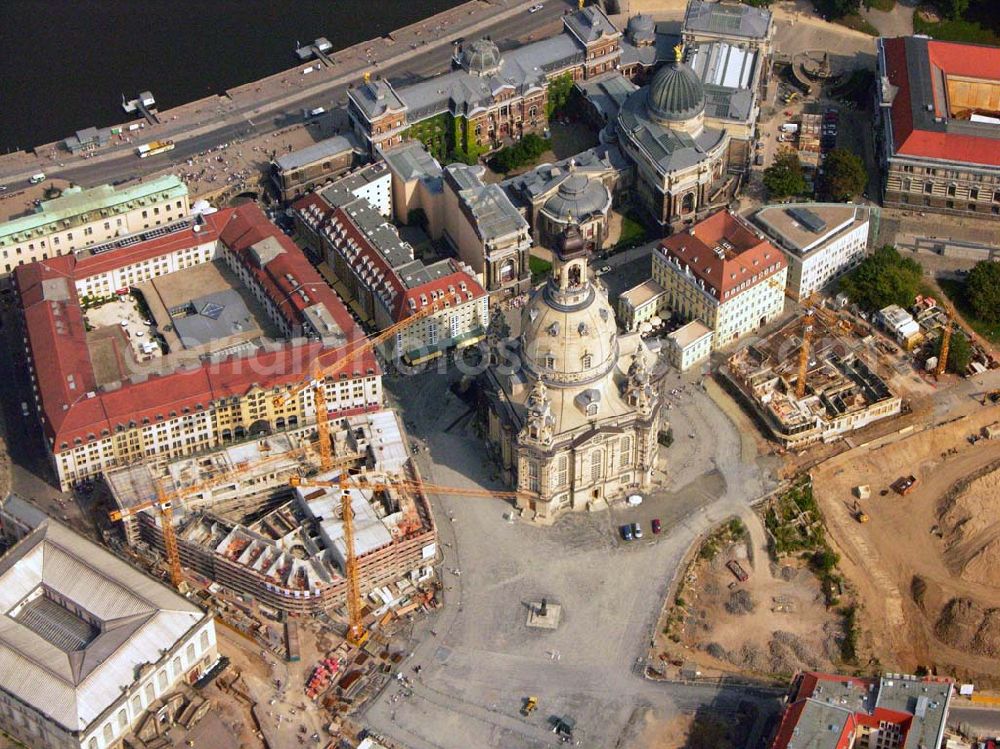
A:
0;0;464;152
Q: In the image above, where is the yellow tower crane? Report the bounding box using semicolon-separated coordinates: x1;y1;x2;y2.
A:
795;310;815;399
936;308;955;378
274;302;439;472
109;448;308;589
289;473;534;646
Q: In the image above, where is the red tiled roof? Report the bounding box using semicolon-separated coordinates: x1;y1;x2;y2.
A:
659;211;785;300
292;193;486;323
15;203;378;453
883;37;1000;167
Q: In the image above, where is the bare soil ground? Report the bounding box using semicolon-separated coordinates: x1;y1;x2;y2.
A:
642;713;737;749
811;404;1000;682
670;538;843;678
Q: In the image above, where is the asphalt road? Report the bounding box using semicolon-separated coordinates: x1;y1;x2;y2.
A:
20;1;572;190
949;705;1000;738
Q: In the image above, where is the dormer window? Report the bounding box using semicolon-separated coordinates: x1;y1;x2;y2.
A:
582;353;593;369
544;353;556;368
586;402;599;417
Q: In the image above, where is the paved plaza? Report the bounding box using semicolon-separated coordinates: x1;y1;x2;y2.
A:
366;367;782;748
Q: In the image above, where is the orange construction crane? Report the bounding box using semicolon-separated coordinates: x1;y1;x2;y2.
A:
108;447;307;589
795;310;815;399
289;473;534;645
274;303;439;472
936;308;955;378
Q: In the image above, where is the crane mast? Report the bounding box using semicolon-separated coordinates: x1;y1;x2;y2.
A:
796;311;814;399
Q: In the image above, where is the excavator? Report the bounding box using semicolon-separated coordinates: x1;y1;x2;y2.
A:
853;500;869;524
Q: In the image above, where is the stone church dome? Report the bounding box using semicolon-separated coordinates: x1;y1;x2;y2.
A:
647;58;705;124
462;38;503;76
519;242;619;387
541;172;612;224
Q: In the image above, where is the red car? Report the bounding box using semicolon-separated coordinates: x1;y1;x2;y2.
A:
652;518;661;534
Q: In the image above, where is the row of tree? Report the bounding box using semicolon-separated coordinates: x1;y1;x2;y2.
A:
762;149;867;202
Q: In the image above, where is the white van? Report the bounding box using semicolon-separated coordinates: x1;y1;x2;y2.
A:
28;173;46;185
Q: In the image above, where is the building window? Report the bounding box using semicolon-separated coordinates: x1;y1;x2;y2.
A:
924;182;933;194
581;353;593;369
590;450;603;481
200;630;210;651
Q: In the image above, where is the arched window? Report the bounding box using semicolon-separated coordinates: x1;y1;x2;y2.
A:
682;192;695;213
586;402;599;417
568;265;582;286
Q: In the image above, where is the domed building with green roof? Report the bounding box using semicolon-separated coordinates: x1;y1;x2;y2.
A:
617;45;733;232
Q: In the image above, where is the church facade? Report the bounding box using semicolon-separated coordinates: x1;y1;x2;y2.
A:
480;227;664;523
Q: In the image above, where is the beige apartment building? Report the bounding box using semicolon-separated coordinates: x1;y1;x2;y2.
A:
0;175;189;277
652;210;786;350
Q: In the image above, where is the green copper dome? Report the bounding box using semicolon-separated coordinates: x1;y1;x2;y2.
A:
646;60;705;123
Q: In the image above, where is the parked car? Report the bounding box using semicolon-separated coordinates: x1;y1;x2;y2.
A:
632;522;643;539
20;402;29;418
620;524;633;541
528;3;544;12
627;494;643;506
652;518;661;534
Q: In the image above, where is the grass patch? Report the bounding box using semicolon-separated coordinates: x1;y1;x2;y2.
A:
835;14;879;35
616;212;648;250
913;11;1000;45
865;0;895;10
938;277;1000;345
528;256;552;285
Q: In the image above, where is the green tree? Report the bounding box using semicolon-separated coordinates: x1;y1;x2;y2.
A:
821;148;868;201
545;73;575;118
936;0;970;19
964;260;1000;323
815;0;862;17
838;245;924;311
763;150;806;199
939;328;972;374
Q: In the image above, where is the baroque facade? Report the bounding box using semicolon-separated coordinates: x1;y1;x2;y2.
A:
480;225;663;523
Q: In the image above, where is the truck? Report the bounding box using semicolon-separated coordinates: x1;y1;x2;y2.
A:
726;559;749;582
304;106;326;118
780;123;799;133
135;140;175;158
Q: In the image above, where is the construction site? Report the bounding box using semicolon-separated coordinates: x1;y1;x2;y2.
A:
105;409;437;620
722;308;903;450
810;399;1000;683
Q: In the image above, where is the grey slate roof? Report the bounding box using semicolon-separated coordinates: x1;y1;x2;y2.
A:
171;289;256;348
647;62;706;122
0;494;208;734
399;34;582;121
564;5;621;45
445;164;528;242
617;87;726;173
338;197;414;268
274;135;357;172
576;72;640;122
503;146;629;203
349;77;408;120
380;141;444;182
683;0;772;40
542;173;612;222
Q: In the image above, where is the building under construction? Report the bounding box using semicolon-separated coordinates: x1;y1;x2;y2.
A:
106;409;437;616
722;313;902;450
